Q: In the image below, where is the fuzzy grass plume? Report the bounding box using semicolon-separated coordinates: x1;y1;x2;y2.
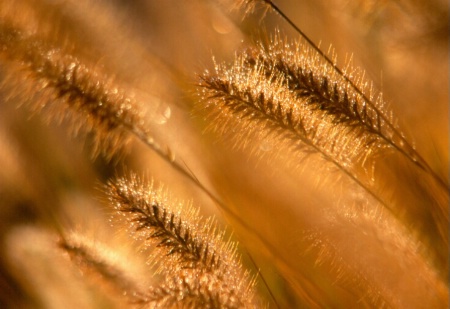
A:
0;18;149;159
106;173;259;308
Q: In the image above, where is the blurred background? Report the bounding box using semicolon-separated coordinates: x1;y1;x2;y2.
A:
0;0;447;308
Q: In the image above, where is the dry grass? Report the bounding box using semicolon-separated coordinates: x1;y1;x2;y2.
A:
0;0;448;308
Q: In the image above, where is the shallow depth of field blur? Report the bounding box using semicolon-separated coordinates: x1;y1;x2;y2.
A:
0;0;448;308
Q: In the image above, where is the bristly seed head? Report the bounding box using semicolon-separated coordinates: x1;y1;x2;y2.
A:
197;35;397;171
0;20;148;160
105;172;259;308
